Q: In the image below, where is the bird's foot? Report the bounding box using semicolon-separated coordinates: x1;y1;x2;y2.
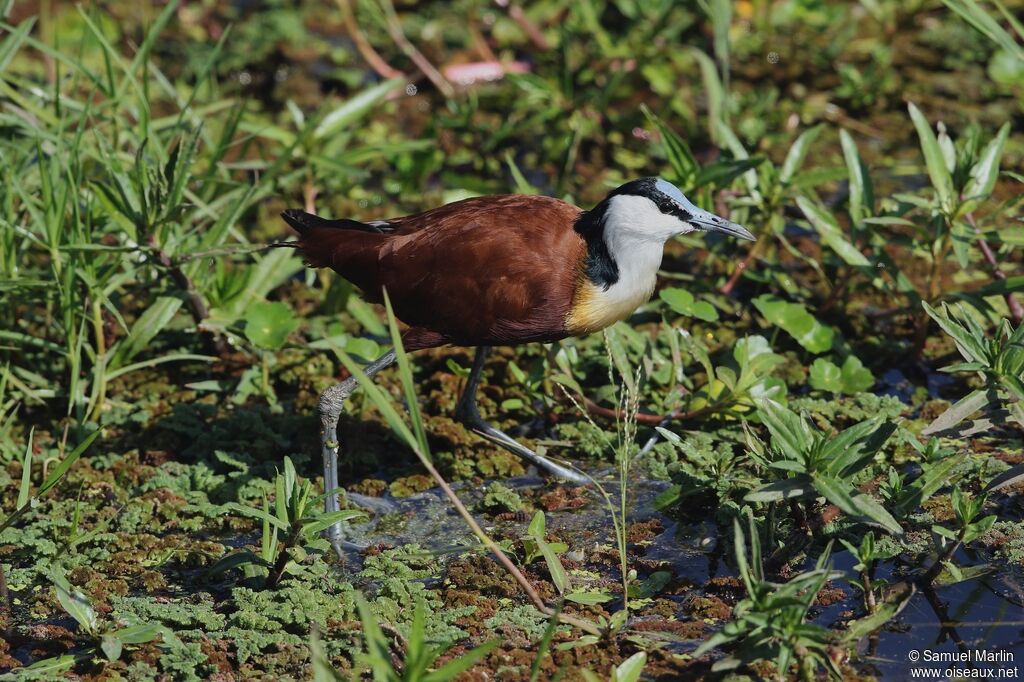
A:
458;411;590;485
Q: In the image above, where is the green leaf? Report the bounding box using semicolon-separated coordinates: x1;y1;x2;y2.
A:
780;125;823;183
795;196;870;266
423;639;501;682
752;295;834;353
839;128;874;224
812;476;902;534
964;123;1010;200
922;302;988;364
627;571;671;599
612;652;647;682
908;102;955;213
301;510;366;537
243;301;299;351
101;634;123;662
110;296;182;369
19;655;76;675
921;388;995;436
745;478;814;502
642;104;697;182
314;78;405;139
50;569;98;635
37;429;99;497
17;427;33;508
565;591;613;605
659;288;718;321
756;399;812;457
808;358;842;393
840;355;875;393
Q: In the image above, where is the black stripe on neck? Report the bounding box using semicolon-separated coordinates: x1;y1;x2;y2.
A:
573;202;619;290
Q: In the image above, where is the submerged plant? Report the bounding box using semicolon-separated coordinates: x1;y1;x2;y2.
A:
694;514;842;681
921;487;997;585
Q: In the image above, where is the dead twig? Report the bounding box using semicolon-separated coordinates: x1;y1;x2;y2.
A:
501;1;551;51
379;0;455;99
965;211;1023;325
335;0;405;81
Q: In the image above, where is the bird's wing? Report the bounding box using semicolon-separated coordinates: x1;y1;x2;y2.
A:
374;195;587;345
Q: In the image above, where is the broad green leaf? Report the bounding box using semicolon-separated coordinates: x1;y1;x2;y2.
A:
922;302;987;364
808;358;842;393
752;295;834;353
659;288;718;321
243;301;299;351
921;388;995;436
985;462;1024;492
756;399;812;457
110;296;182;369
812;476;902;534
101;634;123;662
565;591;613;605
536;538;570;594
612;652;647;682
745;477;814;502
50;569;98;635
840;355;875;393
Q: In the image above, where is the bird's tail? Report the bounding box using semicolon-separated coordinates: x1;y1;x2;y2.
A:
279;209;387;269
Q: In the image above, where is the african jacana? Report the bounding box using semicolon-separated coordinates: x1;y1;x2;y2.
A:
282;177;754;550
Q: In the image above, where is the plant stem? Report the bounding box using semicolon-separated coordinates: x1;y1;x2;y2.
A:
861;568;876;614
266;527;300;589
920;528;965;586
88;298;107;421
415;454;601;636
965;211;1023;324
0;560;10;635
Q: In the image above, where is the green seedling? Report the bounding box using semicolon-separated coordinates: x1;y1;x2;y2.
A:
213;456;364;588
922;487;997;585
313;593;500;682
522;511;570;595
839;532;896;614
46;568;173;667
922;302;1024;439
745;399;900;534
695;513;842;681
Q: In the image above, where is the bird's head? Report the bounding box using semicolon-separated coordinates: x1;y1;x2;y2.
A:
597;177;755;243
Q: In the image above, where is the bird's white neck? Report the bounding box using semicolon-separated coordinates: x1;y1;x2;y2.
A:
566;195;673;334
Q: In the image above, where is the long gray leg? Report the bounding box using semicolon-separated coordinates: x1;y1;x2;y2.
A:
454;346;588;484
320;349;397;555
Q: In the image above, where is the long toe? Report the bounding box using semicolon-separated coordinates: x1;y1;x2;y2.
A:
465;417;591;485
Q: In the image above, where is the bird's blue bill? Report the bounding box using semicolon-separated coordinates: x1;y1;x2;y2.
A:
689;209;756;241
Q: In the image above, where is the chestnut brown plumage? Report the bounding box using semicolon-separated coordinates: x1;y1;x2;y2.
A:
283;177;754;553
283;195;587;350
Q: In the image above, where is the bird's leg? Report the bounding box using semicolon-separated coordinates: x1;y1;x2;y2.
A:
320;349;397;556
455;346;589;484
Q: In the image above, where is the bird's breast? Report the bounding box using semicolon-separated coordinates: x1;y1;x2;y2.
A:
565;271;657;336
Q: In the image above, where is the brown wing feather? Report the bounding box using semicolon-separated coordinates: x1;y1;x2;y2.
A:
290;195;586;349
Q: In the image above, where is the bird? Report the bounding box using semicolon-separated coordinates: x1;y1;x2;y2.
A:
281;177;754;551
